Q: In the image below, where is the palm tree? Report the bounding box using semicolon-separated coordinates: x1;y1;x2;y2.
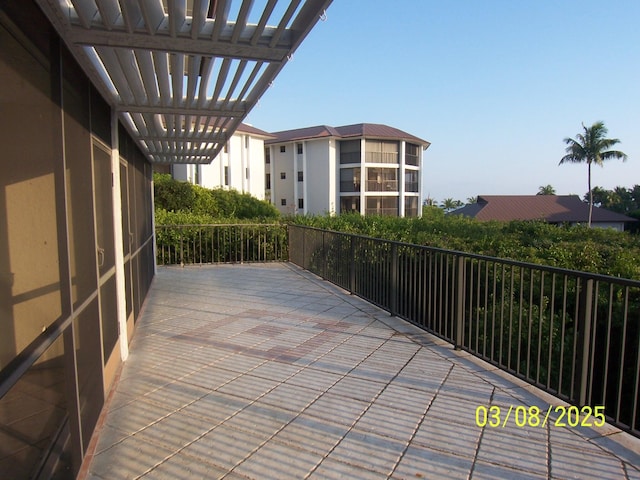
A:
441;198;461;212
560;122;627;227
537;185;556;195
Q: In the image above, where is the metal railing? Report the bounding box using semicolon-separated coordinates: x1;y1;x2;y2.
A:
365;151;399;164
366;180;398;192
155;224;288;265
288;225;640;436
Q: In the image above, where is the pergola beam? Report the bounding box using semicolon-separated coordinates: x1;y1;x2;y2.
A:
35;0;333;164
67;24;292;61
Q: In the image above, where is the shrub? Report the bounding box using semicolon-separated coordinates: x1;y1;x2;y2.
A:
285;213;640;280
153;172;279;220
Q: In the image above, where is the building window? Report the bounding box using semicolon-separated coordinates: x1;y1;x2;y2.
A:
280;172;286;180
280;145;286;153
405;143;419;166
265;173;271;189
298;198;304;209
246;168;249;179
194;165;200;185
405;170;419;192
281;198;287;206
366;196;398;216
405;197;419;217
340;196;361;214
366;167;398;192
224;142;228;153
340;139;361;164
298;171;303;182
340;167;361;192
265;147;271;164
365;140;399;164
224;166;229;186
297;143;303;154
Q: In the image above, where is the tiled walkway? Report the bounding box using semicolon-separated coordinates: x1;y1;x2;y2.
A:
83;264;640;479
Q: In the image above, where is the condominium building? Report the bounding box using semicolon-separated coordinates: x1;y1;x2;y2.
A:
172;123;274;200
266;123;430;217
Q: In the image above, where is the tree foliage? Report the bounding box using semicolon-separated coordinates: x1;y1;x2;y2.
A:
560;122;628;226
537;185;556;195
153;173;279;222
587;185;640;220
286;210;640;280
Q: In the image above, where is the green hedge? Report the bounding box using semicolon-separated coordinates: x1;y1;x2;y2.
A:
286;208;640;280
153;173;279;220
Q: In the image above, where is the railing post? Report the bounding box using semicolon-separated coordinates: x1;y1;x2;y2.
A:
302;226;307;269
577;278;594;406
455;255;465;349
390;243;398;316
240;225;244;264
179;227;184;267
349;235;356;294
322;230;327;279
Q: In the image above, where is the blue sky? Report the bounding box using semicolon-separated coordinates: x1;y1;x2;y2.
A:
245;0;640;204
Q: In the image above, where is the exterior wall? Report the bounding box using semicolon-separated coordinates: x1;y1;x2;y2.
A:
246;135;267;200
304;140;334;215
172;133;268;200
271;143;296;214
0;3;154;477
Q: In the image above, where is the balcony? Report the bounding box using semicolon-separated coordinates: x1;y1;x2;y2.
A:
366;180;398;192
78;225;640;478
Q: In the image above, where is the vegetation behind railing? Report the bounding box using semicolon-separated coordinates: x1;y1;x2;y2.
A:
156;224;288;265
289;224;640;437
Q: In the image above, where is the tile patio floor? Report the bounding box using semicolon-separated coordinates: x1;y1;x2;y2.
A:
82;263;640;479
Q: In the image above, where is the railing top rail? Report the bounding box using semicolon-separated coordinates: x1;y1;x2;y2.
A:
157;223;283;228
289;224;640;287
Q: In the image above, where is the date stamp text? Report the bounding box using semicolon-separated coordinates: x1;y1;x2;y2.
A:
475;405;606;428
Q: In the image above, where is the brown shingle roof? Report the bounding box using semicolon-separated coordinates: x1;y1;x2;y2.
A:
236;123;276;138
451;195;636;223
266;123;430;147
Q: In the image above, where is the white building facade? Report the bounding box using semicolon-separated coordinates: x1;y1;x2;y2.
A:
266;124;430;217
172;123;274;200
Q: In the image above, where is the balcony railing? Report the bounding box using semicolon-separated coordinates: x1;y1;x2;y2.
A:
340;181;361;192
288;224;640;436
366;180;398;192
156;224;288;265
365;151;399;164
405;181;419;192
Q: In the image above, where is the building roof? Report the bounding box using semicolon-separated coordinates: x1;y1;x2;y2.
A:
266;125;341;143
266;123;430;147
236;123;276;139
450;195;637;223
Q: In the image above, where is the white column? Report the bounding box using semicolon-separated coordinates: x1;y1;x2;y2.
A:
269;146;276;204
399;141;406;217
418;146;424;218
219;145;224;187
110;110;129;361
241;135;247;193
302;141;308;214
328;139;336;215
293;145;298;214
151;169;157;275
359;138;366;215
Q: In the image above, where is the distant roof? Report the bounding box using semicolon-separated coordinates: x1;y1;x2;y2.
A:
266;123;430;147
236;123;276;139
450;195;636;223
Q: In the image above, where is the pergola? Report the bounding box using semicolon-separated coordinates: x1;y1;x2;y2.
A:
36;0;332;164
